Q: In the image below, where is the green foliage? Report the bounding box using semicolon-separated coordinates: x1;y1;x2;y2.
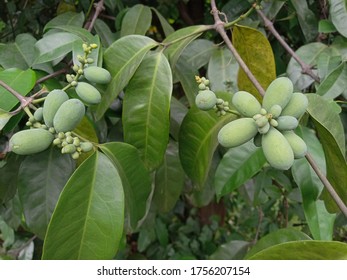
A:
0;0;347;260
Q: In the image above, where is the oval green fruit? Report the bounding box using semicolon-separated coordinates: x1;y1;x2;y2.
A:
34;107;43;122
43;89;69;127
9;128;54;155
232;91;261;117
218;118;258;148
75;82;101;105
262;77;293;111
282;130;307;158
80;141;93;152
83;66;111;84
276;116;298;131
195;90;217;111
281;92;308;119
53;99;85;132
262;127;294;170
269;104;282;118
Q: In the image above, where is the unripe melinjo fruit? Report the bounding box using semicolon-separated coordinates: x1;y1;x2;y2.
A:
269;104;282;119
258;122;270;134
195;90;217;111
53;99;85;132
83;66;111;84
281;92;308;119
80;141;93;152
262;77;293;111
282;130;307;158
218;118;258;148
43;90;69;127
262;127;294;170
276;116;298;131
61;144;77;154
34;107;44;122
9;128;54;155
232;91;261;117
75;82;101;105
255;115;269;128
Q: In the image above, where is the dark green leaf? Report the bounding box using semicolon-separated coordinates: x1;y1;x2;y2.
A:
307;94;347;212
100;142;152;231
179;107;235;188
233;25;276;101
0;216;15;249
207;47;239;93
181;39;215;70
0;154;22;204
319;19;337;33
0;68;36;111
50;25;95;43
96;35;158;119
42;152;124;259
246;228;311;259
215;140;267;199
44;12;84;32
121;4;152;37
169;97;188;141
18;147;75;239
209;240;250;260
316;51;342;81
150;8;175;37
0;108;12;131
123;52;172;170
248;240;347;260
153;141;185;213
94;19;117;48
330;0;347;38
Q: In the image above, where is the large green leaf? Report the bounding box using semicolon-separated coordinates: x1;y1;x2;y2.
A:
121;4;152;37
100;142;152;231
49;25;95;43
18;147;75;239
207;47;239;93
232;25;276;101
209;240;250;260
94;19;117;48
0;34;37;69
153;141;185;213
0;108;12;131
169;96;188;141
245;228;311;259
316;62;347;99
215;140;267;199
150;8;175;37
96;35;158;119
290;0;318;42
34;32;80;64
44;11;84;32
330;0;347;38
307;94;347;212
123;51;172;170
42;152;124;259
292;127;335;240
0;68;36;111
181;39;215;70
179;107;235;188
0;154;22;204
163;25;210;70
248;240;347;260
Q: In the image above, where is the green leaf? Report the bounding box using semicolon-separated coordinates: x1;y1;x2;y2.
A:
307;94;347;212
150;8;174;37
0;108;12;131
292;127;335;240
181;39;215;70
316;51;342;81
330;0;347;38
44;11;84;32
169;97;188;141
163;25;210;70
319;19;337;33
232;25;276;101
207;47;239;93
245;228;311;259
121;4;152;37
100;142;152;231
42;152;124;260
179;107;235;188
316;62;347;99
0;68;36;111
153;141;185;213
215;140;267;199
34;32;80;64
18;147;75;239
248;240;347;260
94;19;117;48
123;52;172;170
95;35;158;119
0;216;15;249
209;240;250;260
49;25;95;43
0;34;37;69
0;154;22;204
290;0;318;42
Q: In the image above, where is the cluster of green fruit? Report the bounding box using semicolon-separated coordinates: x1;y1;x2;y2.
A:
217;77;308;170
9;43;112;158
195;76;230;116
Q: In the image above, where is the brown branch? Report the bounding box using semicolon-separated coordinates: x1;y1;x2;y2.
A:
35;67;69;85
210;1;266;97
256;8;320;83
85;0;105;32
305;153;347;217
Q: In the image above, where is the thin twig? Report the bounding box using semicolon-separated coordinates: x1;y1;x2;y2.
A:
210;0;266;97
85;0;105;32
305;153;347;217
256;8;320;83
35;68;69;85
252;207;263;244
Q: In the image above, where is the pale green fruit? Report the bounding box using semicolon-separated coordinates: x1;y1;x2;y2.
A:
281;92;308;119
232;91;261;117
262;77;293;111
282;130;307;158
